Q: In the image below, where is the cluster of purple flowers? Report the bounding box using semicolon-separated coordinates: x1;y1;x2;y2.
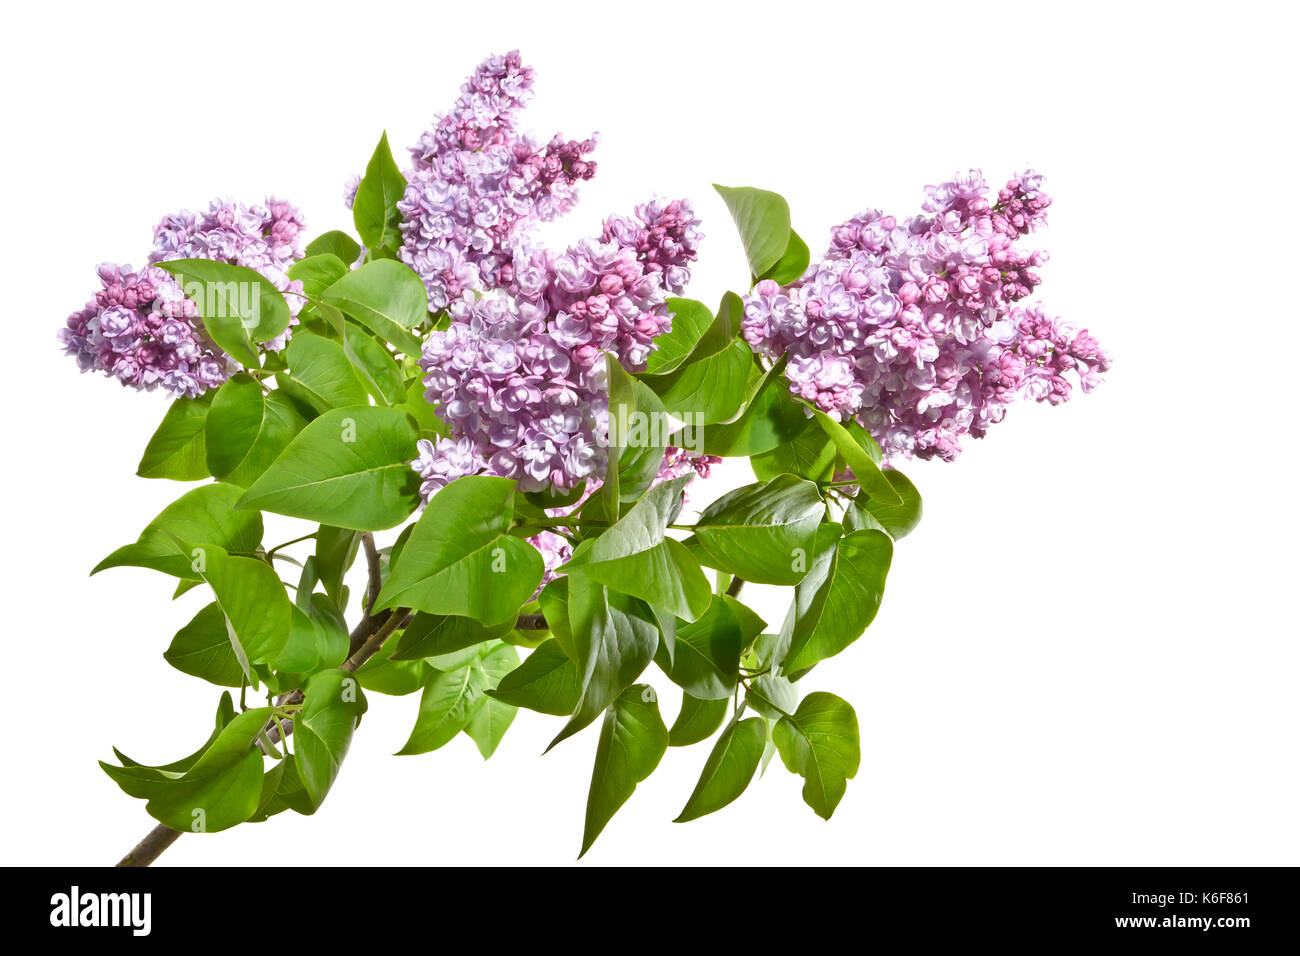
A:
60;198;307;397
741;169;1110;461
397;51;598;310
401;53;704;500
413;196;702;498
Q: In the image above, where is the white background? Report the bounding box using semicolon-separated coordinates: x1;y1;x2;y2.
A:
2;0;1296;866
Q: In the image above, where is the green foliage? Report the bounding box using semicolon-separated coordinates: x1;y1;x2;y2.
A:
238;406;421;530
675;717;766;822
320;259;426;356
668;693;729;747
295;669;369;806
692;475;824;585
276;330;371;413
565;477;712;622
304;231;362;264
488;639;582;716
772;692;860;819
844;468;924;539
154;259;292;367
713;184;796;281
205;374;306;487
398;643;518;755
93;483;262;580
352;132;407;256
779;527;893;675
581;684;667;857
375;476;543;625
137;393;213;480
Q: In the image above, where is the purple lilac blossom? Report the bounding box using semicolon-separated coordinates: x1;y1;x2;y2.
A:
60;198;308;397
741;169;1111;462
397;51;598;310
59;263;232;397
413;198;702;498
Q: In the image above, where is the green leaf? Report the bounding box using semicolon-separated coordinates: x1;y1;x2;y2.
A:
352;131;407;254
305;230;362;265
154;259;291;366
321;259;426;356
538;578;575;658
713;184;794;280
462;645;520;758
294;669;368;807
464;696;516;759
287;254;350;297
391;613;513;660
354;632;430;696
642;339;752;425
343;326;405;405
565;477;712;622
687;291;746;362
375;476;543;625
137;393;212;480
675;717;766;822
164;603;246;687
772;692;860;819
273;596;349;675
398;644;517;755
780;528;893;675
668;693;729;747
314;527;361;608
487;638;582;716
238;405;420;530
658;595;742;701
757;229;810;285
693;475;824;585
602;353;639;516
643;297;713;375
197;546;293;679
101;707;274;833
745;673;798;719
844;469;923;539
276;330;371;413
811;409;903;504
205;374;307;487
750;422;835;482
613;382;670;502
581;684;667;857
699;361;811;457
402;377;448;437
549;578;660;749
93;483;262;580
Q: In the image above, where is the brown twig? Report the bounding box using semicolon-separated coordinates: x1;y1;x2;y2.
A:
726;575;746;598
361;533;382;615
116;824;183;867
116;607;411;867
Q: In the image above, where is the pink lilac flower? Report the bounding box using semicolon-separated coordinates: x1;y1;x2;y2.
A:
149;197;308;349
59;263;232;397
61;197;308;396
741;169;1110;462
413;198;702;498
397;51;597;310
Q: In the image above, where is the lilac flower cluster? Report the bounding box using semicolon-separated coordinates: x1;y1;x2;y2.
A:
741;170;1110;461
397;51;597;310
60;198;307;397
59;264;230;397
414;196;702;498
